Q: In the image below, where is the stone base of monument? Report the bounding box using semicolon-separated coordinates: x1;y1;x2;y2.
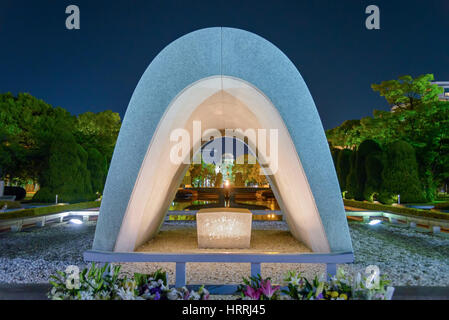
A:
196;208;252;249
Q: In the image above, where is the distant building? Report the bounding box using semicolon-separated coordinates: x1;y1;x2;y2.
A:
432;81;449;101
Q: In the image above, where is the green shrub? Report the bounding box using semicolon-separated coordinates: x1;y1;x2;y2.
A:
355;140;382;201
434;202;449;210
87;147;107;194
380;141;427;203
331;148;340;167
437;193;449;200
344;199;449;220
33;130;95;203
0;201;100;220
377;192;396;205
0;201;22;209
336;149;352;192
363;154;383;202
345;151;358;199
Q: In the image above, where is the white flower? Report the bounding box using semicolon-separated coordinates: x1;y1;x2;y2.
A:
117;288;137;300
167;288;181;300
288;274;301;286
189;291;200;300
200;287;210;299
336;267;346;280
79;291;94;300
49;288;64;300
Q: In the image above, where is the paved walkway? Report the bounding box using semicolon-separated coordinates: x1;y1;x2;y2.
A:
0;283;448;300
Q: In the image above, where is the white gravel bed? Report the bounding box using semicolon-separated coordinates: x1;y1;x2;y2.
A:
0;220;448;287
0;222;95;283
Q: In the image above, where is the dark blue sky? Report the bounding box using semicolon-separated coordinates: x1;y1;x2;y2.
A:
1;0;448;129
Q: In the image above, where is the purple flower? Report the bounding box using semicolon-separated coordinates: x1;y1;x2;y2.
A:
244;285;261;300
260;280;280;299
150;287;161;295
153;291;161;300
316;292;324;300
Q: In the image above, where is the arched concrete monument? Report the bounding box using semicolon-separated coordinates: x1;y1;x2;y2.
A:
91;27;353;254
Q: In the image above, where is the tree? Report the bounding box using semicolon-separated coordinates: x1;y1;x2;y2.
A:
233;154;267;186
87;147;107;194
336;149;352;192
364;153;384;202
234;172;244;186
355;140;382;201
74;111;121;165
330;147;340;167
215;172;223;187
326;120;362;148
188;164;203;187
380;141;426;204
327;74;449;201
0;92;122;200
371;74;442;110
0;126;13;180
33;130;95;203
345;151;358;200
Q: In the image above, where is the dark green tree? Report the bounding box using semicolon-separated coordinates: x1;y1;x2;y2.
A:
371;74;442;110
327;74;449;200
336;149;352;192
345;151;358;200
380;140;426;204
356;140;382;201
87;147;108;194
33;130;95;203
364;153;384;202
74;111;121;165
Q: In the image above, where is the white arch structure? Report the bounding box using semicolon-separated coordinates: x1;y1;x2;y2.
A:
116;76;328;252
91;27;353;254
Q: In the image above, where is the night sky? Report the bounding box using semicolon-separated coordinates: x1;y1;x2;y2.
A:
1;0;448;130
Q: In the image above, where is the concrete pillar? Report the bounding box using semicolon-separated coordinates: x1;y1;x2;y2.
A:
36;218;45;227
11;222;22;232
326;263;337;280
251;263;261;278
389;217;398;224
432;226;440;234
175;262;186;287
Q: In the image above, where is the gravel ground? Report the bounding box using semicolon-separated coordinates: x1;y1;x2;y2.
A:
0;220;448;287
0;222;94;283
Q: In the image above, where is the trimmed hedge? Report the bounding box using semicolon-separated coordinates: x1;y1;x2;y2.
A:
0;201;100;220
344;199;449;220
336;149;352;192
433;202;449;210
380;140;426;203
0;201;22;209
